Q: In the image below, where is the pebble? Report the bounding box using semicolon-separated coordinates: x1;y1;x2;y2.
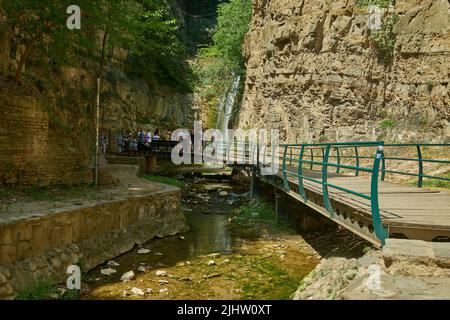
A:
207;260;216;266
154;252;163;256
203;273;221;279
120;271;135;282
156;270;167;277
146;288;154;294
159;288;169;294
107;260;120;267
122;290;130;297
219;191;228;196
138;266;151;273
180;277;192;281
179;236;185;240
208;253;221;258
159;280;169;285
138;249;151;254
131;287;145;296
101;268;117;276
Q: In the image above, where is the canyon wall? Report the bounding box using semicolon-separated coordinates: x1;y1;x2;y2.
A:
238;0;450;143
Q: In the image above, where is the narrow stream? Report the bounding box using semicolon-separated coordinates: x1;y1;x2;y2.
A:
83;179;320;300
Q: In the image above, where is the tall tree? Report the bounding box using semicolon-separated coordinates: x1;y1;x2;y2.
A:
0;0;86;83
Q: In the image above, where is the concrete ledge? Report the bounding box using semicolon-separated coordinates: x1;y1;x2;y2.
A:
383;239;450;269
0;187;187;299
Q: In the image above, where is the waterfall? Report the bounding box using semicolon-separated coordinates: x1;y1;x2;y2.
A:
216;75;241;143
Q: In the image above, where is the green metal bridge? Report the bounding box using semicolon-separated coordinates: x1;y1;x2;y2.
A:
225;141;450;247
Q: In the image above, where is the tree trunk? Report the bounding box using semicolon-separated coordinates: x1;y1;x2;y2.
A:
15;40;33;84
0;30;12;76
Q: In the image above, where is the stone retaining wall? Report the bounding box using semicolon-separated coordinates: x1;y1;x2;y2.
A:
0;188;187;299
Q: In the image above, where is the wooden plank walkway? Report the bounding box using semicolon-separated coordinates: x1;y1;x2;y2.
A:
279;167;450;241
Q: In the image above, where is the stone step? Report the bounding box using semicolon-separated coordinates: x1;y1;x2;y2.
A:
383;239;450;269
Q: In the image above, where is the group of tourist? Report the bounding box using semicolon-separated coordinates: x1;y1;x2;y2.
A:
113;128;164;154
99;127;213;155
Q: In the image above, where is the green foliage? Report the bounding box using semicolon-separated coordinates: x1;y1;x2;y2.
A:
241;259;302;300
362;245;374;254
379;118;396;130
213;0;253;73
234;198;294;232
15;278;80;300
122;0;194;92
356;0;391;8
142;175;184;189
15;279;59;300
421;172;450;189
195;0;253;125
0;0;194;91
370;12;399;64
0;0;87;82
426;80;434;93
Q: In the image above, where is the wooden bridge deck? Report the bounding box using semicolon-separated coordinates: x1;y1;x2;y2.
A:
274;167;450;242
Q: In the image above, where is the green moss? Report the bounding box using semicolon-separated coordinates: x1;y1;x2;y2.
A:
142;175;184;189
15;279;59;300
240;259;303;300
420;172;450;189
15;278;80;300
426;81;434;93
379;118;396;130
233;198;295;233
356;0;391;8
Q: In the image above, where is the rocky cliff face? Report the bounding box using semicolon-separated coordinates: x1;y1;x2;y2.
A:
238;0;450;143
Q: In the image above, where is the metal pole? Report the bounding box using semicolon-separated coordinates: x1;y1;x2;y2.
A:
249;172;254;199
274;189;281;226
95;77;100;187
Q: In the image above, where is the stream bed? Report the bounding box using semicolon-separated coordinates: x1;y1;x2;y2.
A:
83;179;320;300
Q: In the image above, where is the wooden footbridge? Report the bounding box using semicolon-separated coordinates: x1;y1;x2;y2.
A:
116;140;450;247
242;142;450;247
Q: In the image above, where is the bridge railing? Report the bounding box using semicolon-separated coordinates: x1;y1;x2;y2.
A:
380;143;450;188
259;142;388;244
257;141;450;245
270;143;450;187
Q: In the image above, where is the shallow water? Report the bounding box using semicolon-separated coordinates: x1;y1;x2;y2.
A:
84;180;319;300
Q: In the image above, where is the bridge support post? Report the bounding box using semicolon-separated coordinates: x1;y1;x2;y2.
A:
274;189;282;225
249;171;258;199
145;155;157;175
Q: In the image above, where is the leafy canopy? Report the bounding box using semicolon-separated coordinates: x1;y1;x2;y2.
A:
0;0;193;91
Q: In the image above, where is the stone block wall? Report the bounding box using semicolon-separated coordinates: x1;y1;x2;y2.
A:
0;84;94;186
0;188;187;299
